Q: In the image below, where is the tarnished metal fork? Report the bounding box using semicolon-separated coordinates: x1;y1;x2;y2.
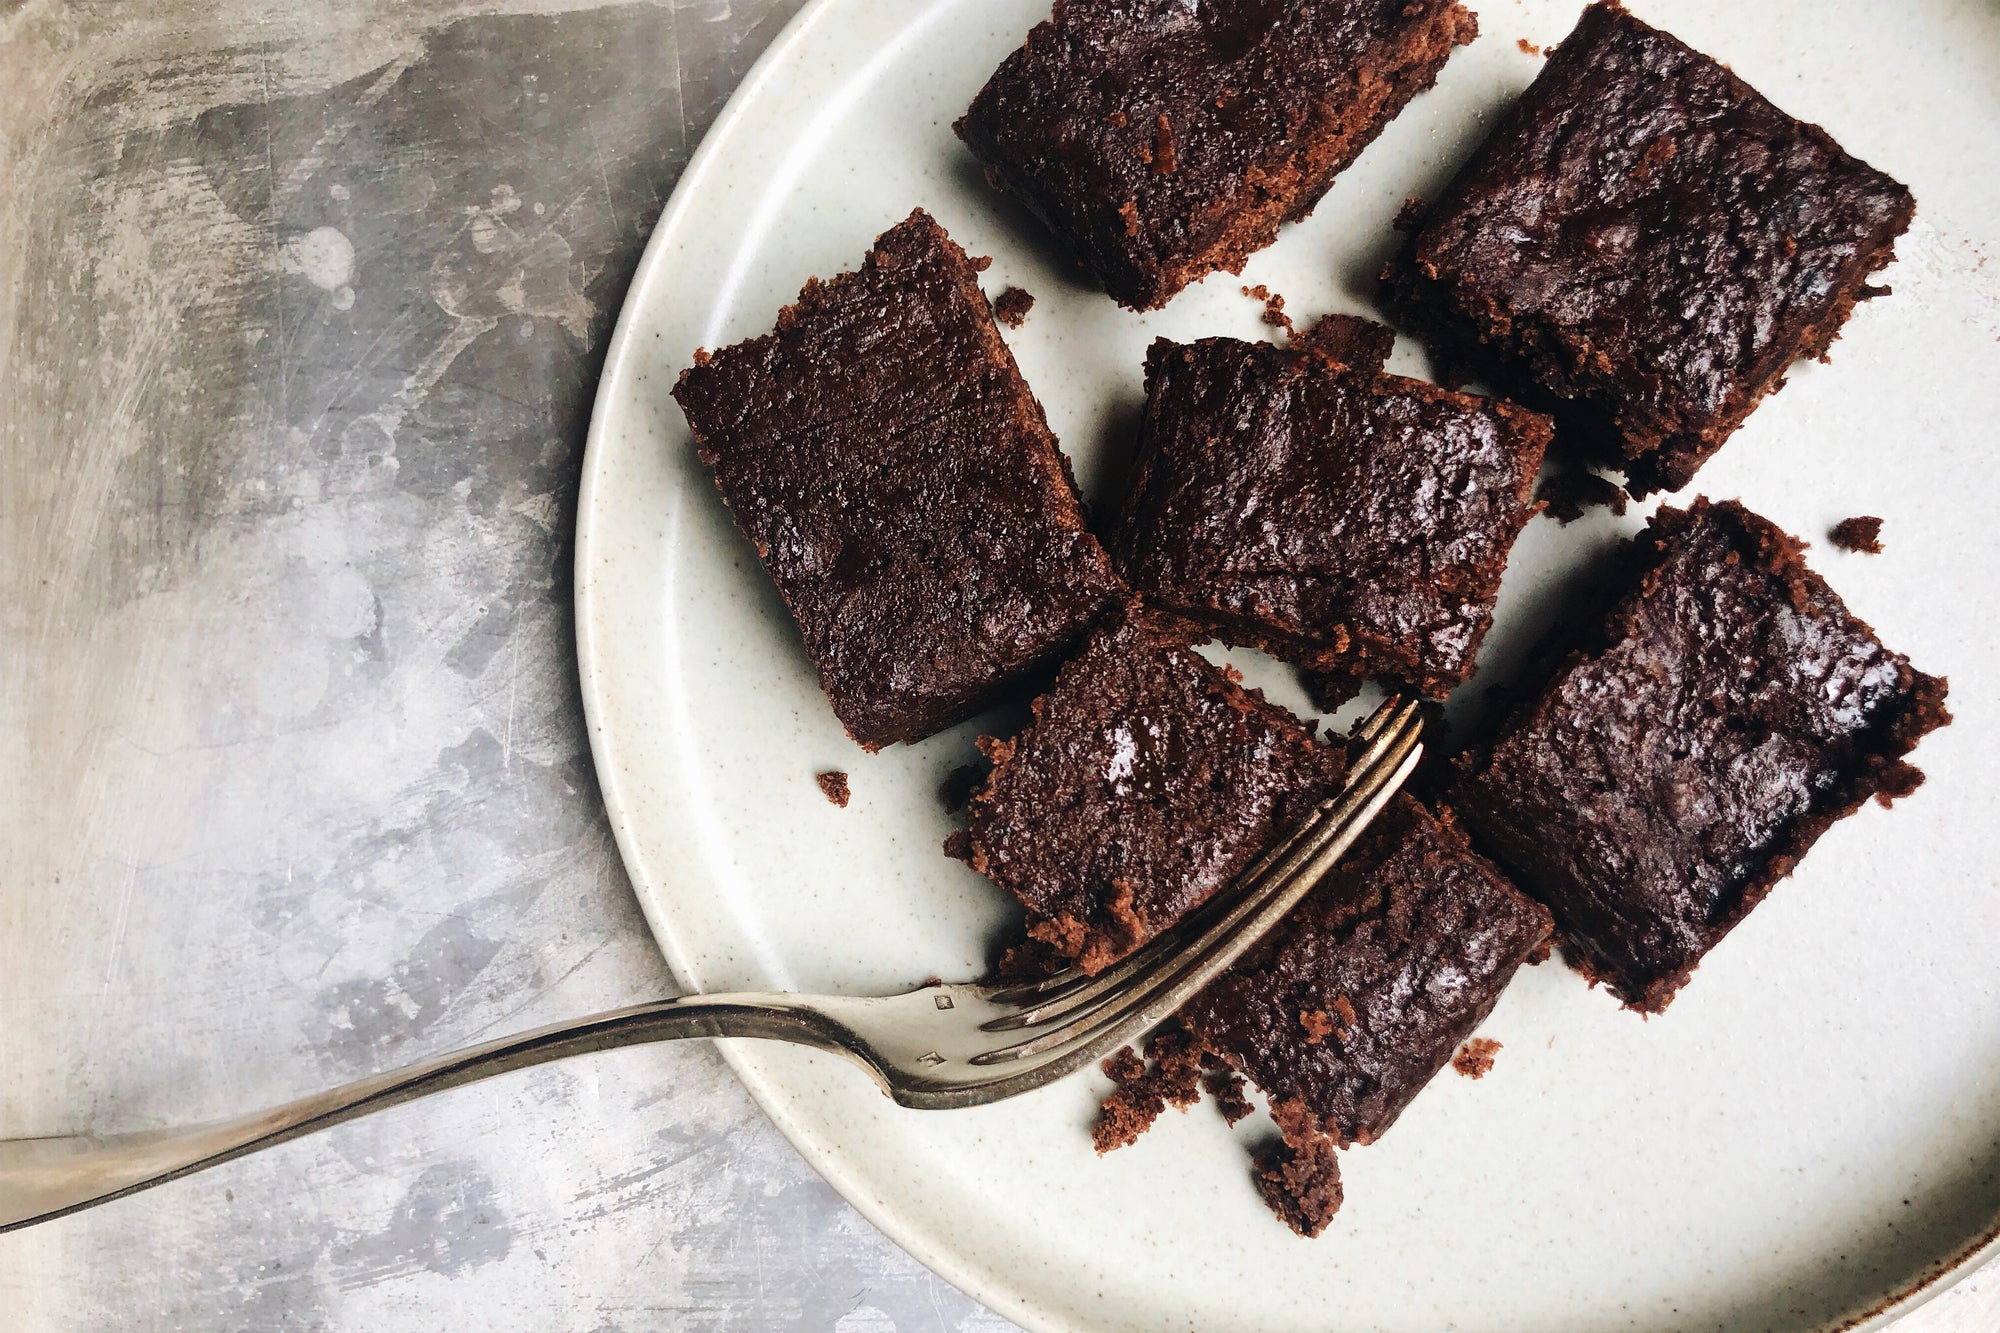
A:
0;697;1422;1234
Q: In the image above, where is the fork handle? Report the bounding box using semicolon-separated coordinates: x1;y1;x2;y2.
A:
0;993;864;1234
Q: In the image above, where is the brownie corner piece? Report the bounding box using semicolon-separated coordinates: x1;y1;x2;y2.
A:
671;208;1123;750
1386;0;1915;496
1112;325;1551;696
964;611;1344;972
956;0;1477;309
1183;794;1552;1148
1452;498;1949;1012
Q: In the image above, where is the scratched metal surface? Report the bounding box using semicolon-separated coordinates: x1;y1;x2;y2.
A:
0;1;1991;1330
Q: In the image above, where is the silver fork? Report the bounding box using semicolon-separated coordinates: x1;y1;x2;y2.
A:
0;698;1422;1234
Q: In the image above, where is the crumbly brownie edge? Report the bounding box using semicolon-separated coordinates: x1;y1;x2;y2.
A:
965;613;1340;972
1623;204;1913;495
1185;796;1552;1143
1146;2;1480;308
1453;500;1951;1010
1384;8;1917;497
673;210;1123;749
957;4;1477;309
1117;343;1551;695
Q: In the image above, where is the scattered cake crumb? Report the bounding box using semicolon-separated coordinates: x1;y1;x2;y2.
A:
1536;469;1629;524
1517;38;1543;55
992;938;1068;982
1152;113;1177;174
940;763;986;813
1102;1046;1145;1083
942;829;974;863
1299;1009;1335;1045
1872;759;1927;808
1452;1037;1501;1079
1829;515;1884;554
1329;994;1357;1031
1291;314;1394;374
992;286;1036;328
1256;1101;1344;1236
1240;283;1296;338
815;770;851;807
1092;1021;1209;1152
1203;1060;1255;1125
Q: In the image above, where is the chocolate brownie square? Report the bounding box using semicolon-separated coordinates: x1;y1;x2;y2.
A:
1182;795;1552;1148
1386;2;1915;496
1112;319;1551;697
673;209;1124;750
957;0;1478;309
1453;499;1950;1012
964;612;1344;972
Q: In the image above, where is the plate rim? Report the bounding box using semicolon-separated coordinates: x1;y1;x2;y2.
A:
570;1;2000;1327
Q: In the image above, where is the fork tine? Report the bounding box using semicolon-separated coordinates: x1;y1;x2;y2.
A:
983;694;1421;1010
971;722;1422;1066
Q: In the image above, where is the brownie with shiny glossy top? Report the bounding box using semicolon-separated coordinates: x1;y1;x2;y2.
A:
1386;2;1915;496
1184;794;1551;1146
956;0;1477;309
965;612;1344;973
672;209;1123;750
1113;324;1551;697
1453;499;1949;1012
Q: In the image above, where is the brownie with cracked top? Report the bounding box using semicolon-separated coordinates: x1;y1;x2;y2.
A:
1113;318;1551;697
672;209;1123;750
1453;499;1949;1012
1182;795;1551;1150
964;611;1344;973
1385;2;1915;496
956;0;1478;309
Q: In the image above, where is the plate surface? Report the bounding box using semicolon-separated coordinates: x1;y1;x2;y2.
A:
574;3;2000;1329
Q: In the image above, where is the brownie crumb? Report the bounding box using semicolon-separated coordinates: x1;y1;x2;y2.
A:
1517;38;1542;55
939;763;986;813
1452;1037;1501;1079
1299;1009;1335;1044
1873;759;1926;808
992;285;1036;328
1152;113;1177;175
1536;468;1629;524
1291;314;1396;376
1204;1063;1255;1125
1102;1046;1145;1083
1092;1020;1209;1152
1301;668;1366;713
815;770;851;807
1241;284;1295;338
992;938;1069;982
1256;1101;1344;1237
1830;515;1885;554
1525;934;1555;965
942;829;974;863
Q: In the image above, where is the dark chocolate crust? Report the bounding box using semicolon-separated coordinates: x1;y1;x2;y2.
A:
1113;330;1551;696
672;209;1124;750
1385;2;1915;496
1453;499;1950;1011
957;0;1477;309
965;611;1345;972
1182;795;1551;1146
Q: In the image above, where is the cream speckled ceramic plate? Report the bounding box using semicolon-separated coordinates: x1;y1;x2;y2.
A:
575;3;2000;1328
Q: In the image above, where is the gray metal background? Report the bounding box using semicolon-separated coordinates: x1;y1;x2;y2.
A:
0;1;1990;1328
